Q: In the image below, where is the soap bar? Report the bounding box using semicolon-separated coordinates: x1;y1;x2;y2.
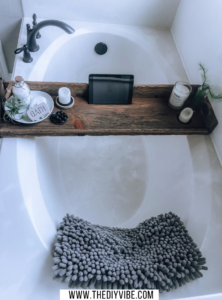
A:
28;96;49;121
27;102;50;121
30;96;47;107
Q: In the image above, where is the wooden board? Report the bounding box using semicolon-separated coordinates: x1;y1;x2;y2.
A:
2;81;201;99
0;80;216;137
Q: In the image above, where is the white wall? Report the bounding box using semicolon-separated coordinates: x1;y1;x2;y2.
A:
22;0;180;27
0;40;10;80
171;0;222;165
0;0;23;74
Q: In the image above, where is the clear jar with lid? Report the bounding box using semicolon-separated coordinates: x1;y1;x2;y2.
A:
12;76;31;106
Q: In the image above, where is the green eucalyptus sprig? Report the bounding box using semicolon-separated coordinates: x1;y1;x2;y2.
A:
2;95;28;121
194;63;222;107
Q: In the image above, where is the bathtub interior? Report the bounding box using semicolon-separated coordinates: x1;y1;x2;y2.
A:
33;136;194;229
28;32;169;84
13;135;222;299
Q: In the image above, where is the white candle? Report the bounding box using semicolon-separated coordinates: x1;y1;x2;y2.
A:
169;81;192;109
58;87;71;104
179;108;194;123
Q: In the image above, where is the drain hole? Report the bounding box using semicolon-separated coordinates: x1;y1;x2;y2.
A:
95;43;108;55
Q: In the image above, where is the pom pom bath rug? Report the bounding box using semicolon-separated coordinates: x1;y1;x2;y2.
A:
52;212;207;292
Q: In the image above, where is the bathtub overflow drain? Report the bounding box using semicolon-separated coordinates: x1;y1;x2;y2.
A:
95;43;108;55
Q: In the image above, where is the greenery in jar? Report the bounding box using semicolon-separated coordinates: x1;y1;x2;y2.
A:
194;63;222;107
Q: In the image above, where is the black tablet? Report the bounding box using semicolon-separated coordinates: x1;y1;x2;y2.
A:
89;74;134;104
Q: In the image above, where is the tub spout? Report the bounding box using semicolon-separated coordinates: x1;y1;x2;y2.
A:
27;17;75;52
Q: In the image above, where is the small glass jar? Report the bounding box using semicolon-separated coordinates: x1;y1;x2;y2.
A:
168;81;192;110
12;76;31;106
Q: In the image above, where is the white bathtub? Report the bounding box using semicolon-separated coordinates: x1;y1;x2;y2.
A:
1;136;222;300
13;18;189;84
2;17;222;300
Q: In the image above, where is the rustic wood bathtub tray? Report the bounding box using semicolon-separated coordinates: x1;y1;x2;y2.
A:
0;80;218;137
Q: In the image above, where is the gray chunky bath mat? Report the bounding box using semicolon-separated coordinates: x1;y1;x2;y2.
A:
52;213;207;292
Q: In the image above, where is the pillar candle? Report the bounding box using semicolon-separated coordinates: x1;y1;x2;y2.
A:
179;108;194;123
58;87;71;104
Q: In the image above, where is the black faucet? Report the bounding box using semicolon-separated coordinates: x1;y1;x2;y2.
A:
15;14;75;63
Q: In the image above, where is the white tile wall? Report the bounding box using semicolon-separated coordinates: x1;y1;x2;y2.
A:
21;0;180;27
171;0;222;166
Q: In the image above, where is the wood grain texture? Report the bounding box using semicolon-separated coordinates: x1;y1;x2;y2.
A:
3;81;200;99
0;81;215;137
0;96;208;137
73;119;84;129
4;81;89;99
133;84;200;99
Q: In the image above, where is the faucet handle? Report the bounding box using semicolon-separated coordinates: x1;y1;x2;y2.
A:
32;13;41;39
33;14;37;25
26;24;31;32
14;45;33;63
